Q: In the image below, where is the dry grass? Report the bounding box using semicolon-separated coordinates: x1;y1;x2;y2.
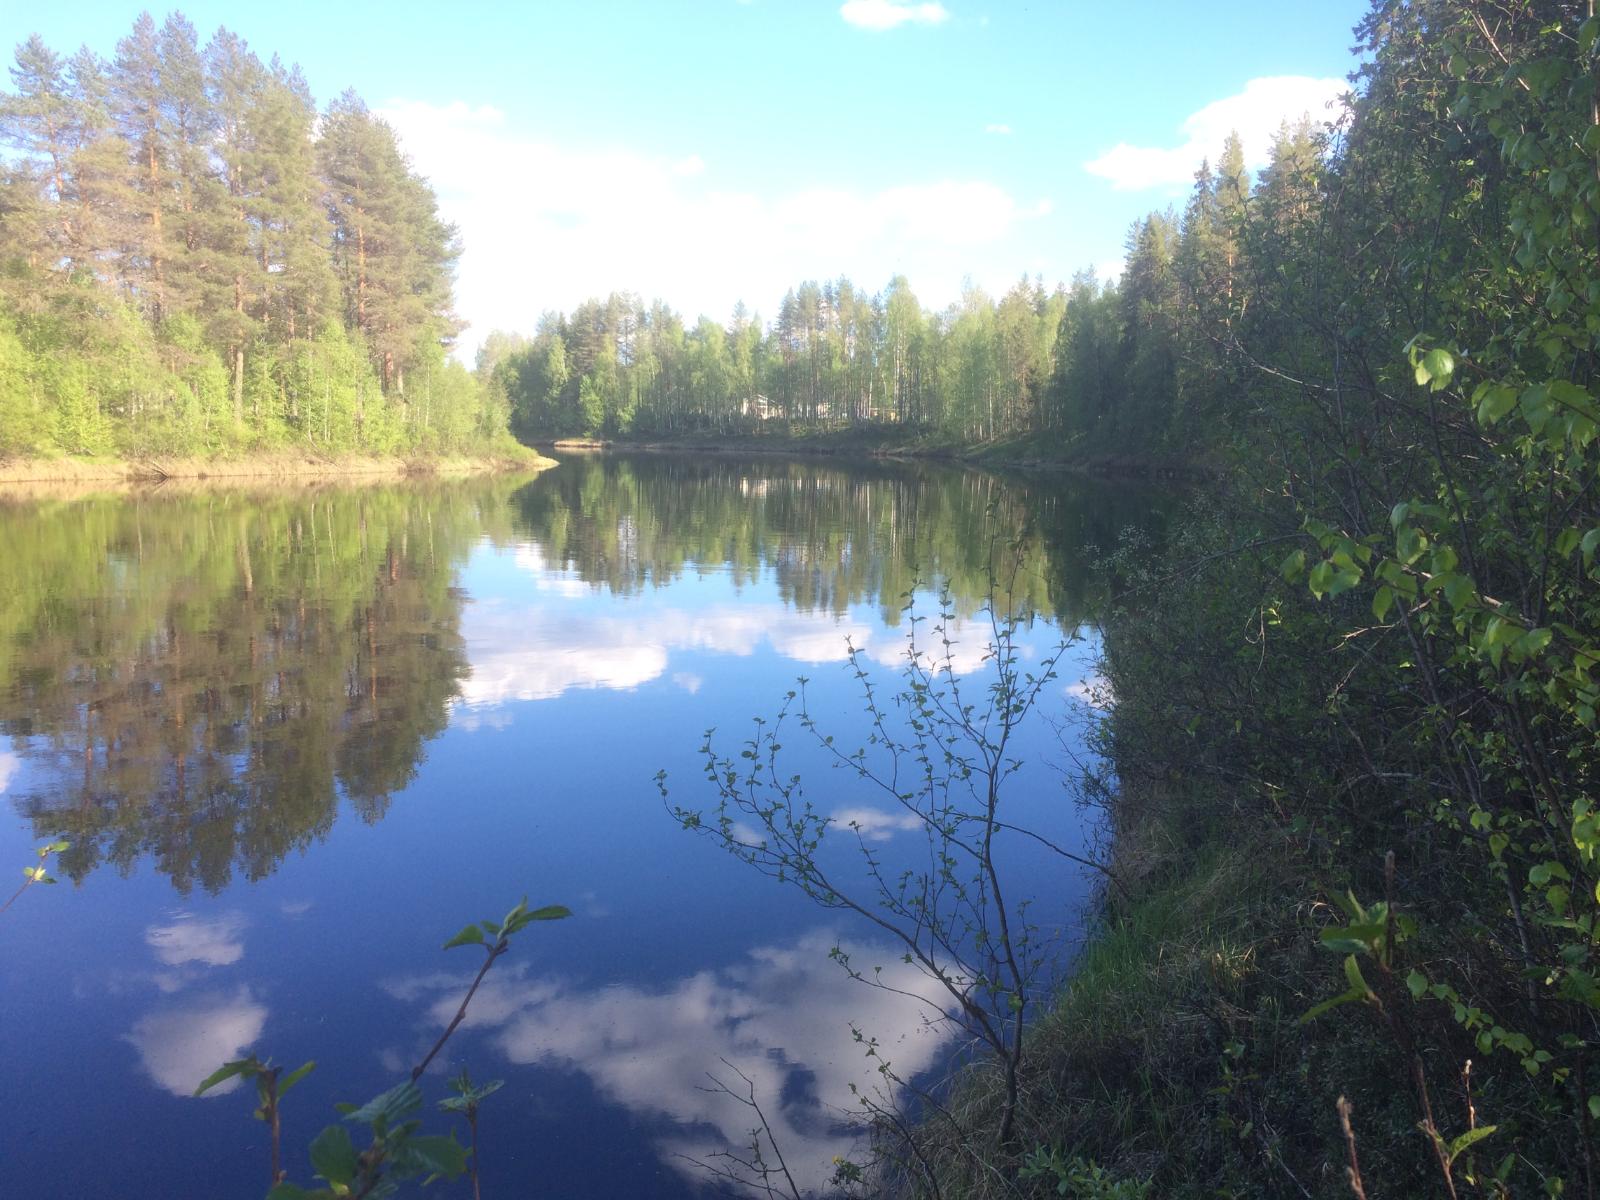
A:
0;449;556;494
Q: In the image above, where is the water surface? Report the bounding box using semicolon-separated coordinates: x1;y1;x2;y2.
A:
0;456;1158;1198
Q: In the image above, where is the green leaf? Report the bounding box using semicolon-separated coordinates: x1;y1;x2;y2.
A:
1406;970;1428;998
1343;954;1373;997
1308;560;1333;599
280;1060;317;1096
1326;565;1362;597
1447;1125;1499;1162
310;1125;360;1187
1300;986;1369;1025
441;924;486;950
195;1058;257;1097
1420;348;1455;390
1475;383;1518;425
1280;548;1306;581
1547;884;1571;917
525;904;572;922
399;1134;469;1178
1372;585;1396;621
345;1080;423;1127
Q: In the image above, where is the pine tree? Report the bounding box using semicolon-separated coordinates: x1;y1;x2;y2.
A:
108;12;169;318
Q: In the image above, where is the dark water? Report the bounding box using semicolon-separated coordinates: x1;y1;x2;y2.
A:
0;455;1161;1198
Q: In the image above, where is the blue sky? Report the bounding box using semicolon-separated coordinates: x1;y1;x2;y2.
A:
6;1;1371;356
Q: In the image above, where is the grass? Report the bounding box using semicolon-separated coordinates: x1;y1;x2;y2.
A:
0;445;555;487
893;779;1364;1199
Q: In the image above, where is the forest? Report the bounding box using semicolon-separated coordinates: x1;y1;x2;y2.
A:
481;128;1320;450
0;14;511;461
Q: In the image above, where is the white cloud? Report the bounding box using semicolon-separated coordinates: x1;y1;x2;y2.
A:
145;913;247;967
1085;75;1347;191
984;123;1012;135
840;0;951;30
126;992;268;1096
388;930;955;1192
378;100;1042;361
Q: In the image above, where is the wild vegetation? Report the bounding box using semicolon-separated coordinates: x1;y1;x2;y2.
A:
0;14;515;462
886;2;1600;1197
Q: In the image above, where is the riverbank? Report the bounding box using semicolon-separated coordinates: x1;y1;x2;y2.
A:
902;485;1580;1198
0;446;556;488
537;429;1209;480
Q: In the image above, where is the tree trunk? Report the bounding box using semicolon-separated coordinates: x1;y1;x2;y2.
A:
233;274;246;421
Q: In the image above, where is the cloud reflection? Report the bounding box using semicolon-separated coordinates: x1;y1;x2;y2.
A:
457;602;874;708
126;991;267;1097
125;911;263;1097
387;930;956;1193
0;749;18;794
1065;676;1113;709
145;912;247;967
458;594;1000;710
829;807;925;842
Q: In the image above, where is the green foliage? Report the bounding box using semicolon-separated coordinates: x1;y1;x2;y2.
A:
203;896;565;1198
0;19;509;462
1008;3;1600;1195
495;275;1067;444
1019;1149;1151;1199
1;839;69;917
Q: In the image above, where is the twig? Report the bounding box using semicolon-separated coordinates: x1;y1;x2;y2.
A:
412;939;507;1082
1337;1096;1370;1200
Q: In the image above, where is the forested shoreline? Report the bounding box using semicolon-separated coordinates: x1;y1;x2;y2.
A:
891;3;1600;1197
0;13;519;464
482;125;1315;456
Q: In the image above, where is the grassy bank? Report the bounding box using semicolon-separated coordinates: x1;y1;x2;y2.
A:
0;445;555;488
901;482;1596;1198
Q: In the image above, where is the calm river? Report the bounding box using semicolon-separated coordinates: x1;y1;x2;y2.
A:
0;455;1159;1198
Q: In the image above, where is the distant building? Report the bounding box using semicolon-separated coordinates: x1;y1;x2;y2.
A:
740;394;781;420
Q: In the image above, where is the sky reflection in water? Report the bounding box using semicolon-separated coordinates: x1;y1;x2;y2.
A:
0;458;1154;1198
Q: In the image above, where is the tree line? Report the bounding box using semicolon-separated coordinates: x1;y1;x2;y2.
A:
0;12;510;460
484;276;1067;443
481;122;1324;450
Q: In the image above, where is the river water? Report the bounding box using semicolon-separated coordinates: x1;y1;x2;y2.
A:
0;455;1160;1198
